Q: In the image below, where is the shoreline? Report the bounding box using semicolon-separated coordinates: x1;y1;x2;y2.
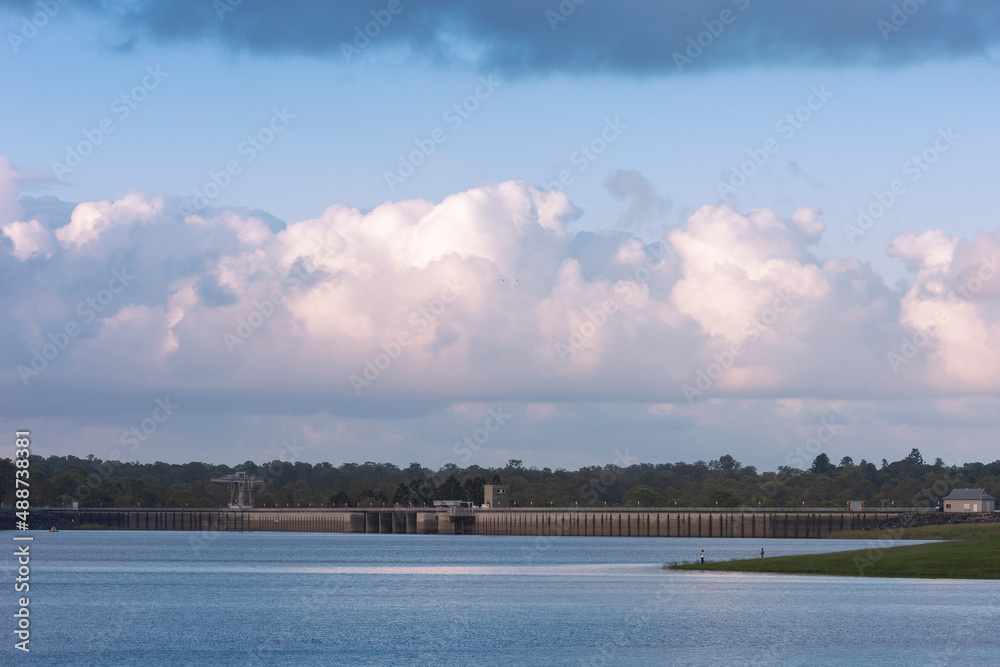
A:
668;539;1000;579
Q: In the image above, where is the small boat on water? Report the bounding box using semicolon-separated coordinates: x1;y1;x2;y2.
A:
49;527;58;532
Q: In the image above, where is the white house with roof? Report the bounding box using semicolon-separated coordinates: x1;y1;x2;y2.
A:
941;488;996;513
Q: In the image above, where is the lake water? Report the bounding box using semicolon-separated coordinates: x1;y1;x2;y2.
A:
2;531;997;665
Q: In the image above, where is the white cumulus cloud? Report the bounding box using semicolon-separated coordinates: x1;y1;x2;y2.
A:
4;171;1000;466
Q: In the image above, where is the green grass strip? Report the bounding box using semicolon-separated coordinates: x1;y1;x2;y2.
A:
828;523;1000;541
669;539;1000;579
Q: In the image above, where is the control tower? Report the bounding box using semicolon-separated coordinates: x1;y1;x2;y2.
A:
210;471;263;508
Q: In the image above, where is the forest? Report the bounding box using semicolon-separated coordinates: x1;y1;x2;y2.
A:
2;449;998;510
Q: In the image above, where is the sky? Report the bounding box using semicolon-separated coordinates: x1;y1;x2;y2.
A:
2;0;1000;472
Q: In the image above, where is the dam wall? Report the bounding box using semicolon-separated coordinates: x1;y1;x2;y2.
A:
470;509;884;538
32;507;918;538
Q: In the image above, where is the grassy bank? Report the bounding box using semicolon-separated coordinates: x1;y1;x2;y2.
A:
75;523;127;530
669;539;1000;579
829;523;1000;541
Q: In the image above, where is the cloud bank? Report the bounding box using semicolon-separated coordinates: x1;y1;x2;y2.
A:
5;153;1000;466
7;0;1000;75
4;165;1000;419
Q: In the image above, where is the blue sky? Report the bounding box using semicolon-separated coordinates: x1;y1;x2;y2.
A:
3;1;1000;472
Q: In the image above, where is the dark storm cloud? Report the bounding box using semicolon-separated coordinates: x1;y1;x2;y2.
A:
7;1;1000;74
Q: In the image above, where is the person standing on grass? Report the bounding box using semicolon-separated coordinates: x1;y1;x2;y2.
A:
700;549;705;564
761;548;764;558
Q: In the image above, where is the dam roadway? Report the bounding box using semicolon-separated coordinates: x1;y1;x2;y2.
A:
36;506;928;538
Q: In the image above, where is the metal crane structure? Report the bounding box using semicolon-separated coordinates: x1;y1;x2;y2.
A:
210;471;263;509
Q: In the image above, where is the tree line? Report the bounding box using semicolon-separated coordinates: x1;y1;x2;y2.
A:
1;449;997;510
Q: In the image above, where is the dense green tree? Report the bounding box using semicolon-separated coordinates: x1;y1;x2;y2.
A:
462;476;486;505
2;451;997;512
810;453;833;475
392;482;411;506
329;490;352;507
356;488;388;507
623;485;668;507
709;455;741;477
707;489;744;507
437;475;462;500
408;478;435;506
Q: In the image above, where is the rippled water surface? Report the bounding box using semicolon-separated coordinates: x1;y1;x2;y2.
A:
2;531;996;665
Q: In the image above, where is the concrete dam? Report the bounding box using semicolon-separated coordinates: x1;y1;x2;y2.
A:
43;507;917;538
